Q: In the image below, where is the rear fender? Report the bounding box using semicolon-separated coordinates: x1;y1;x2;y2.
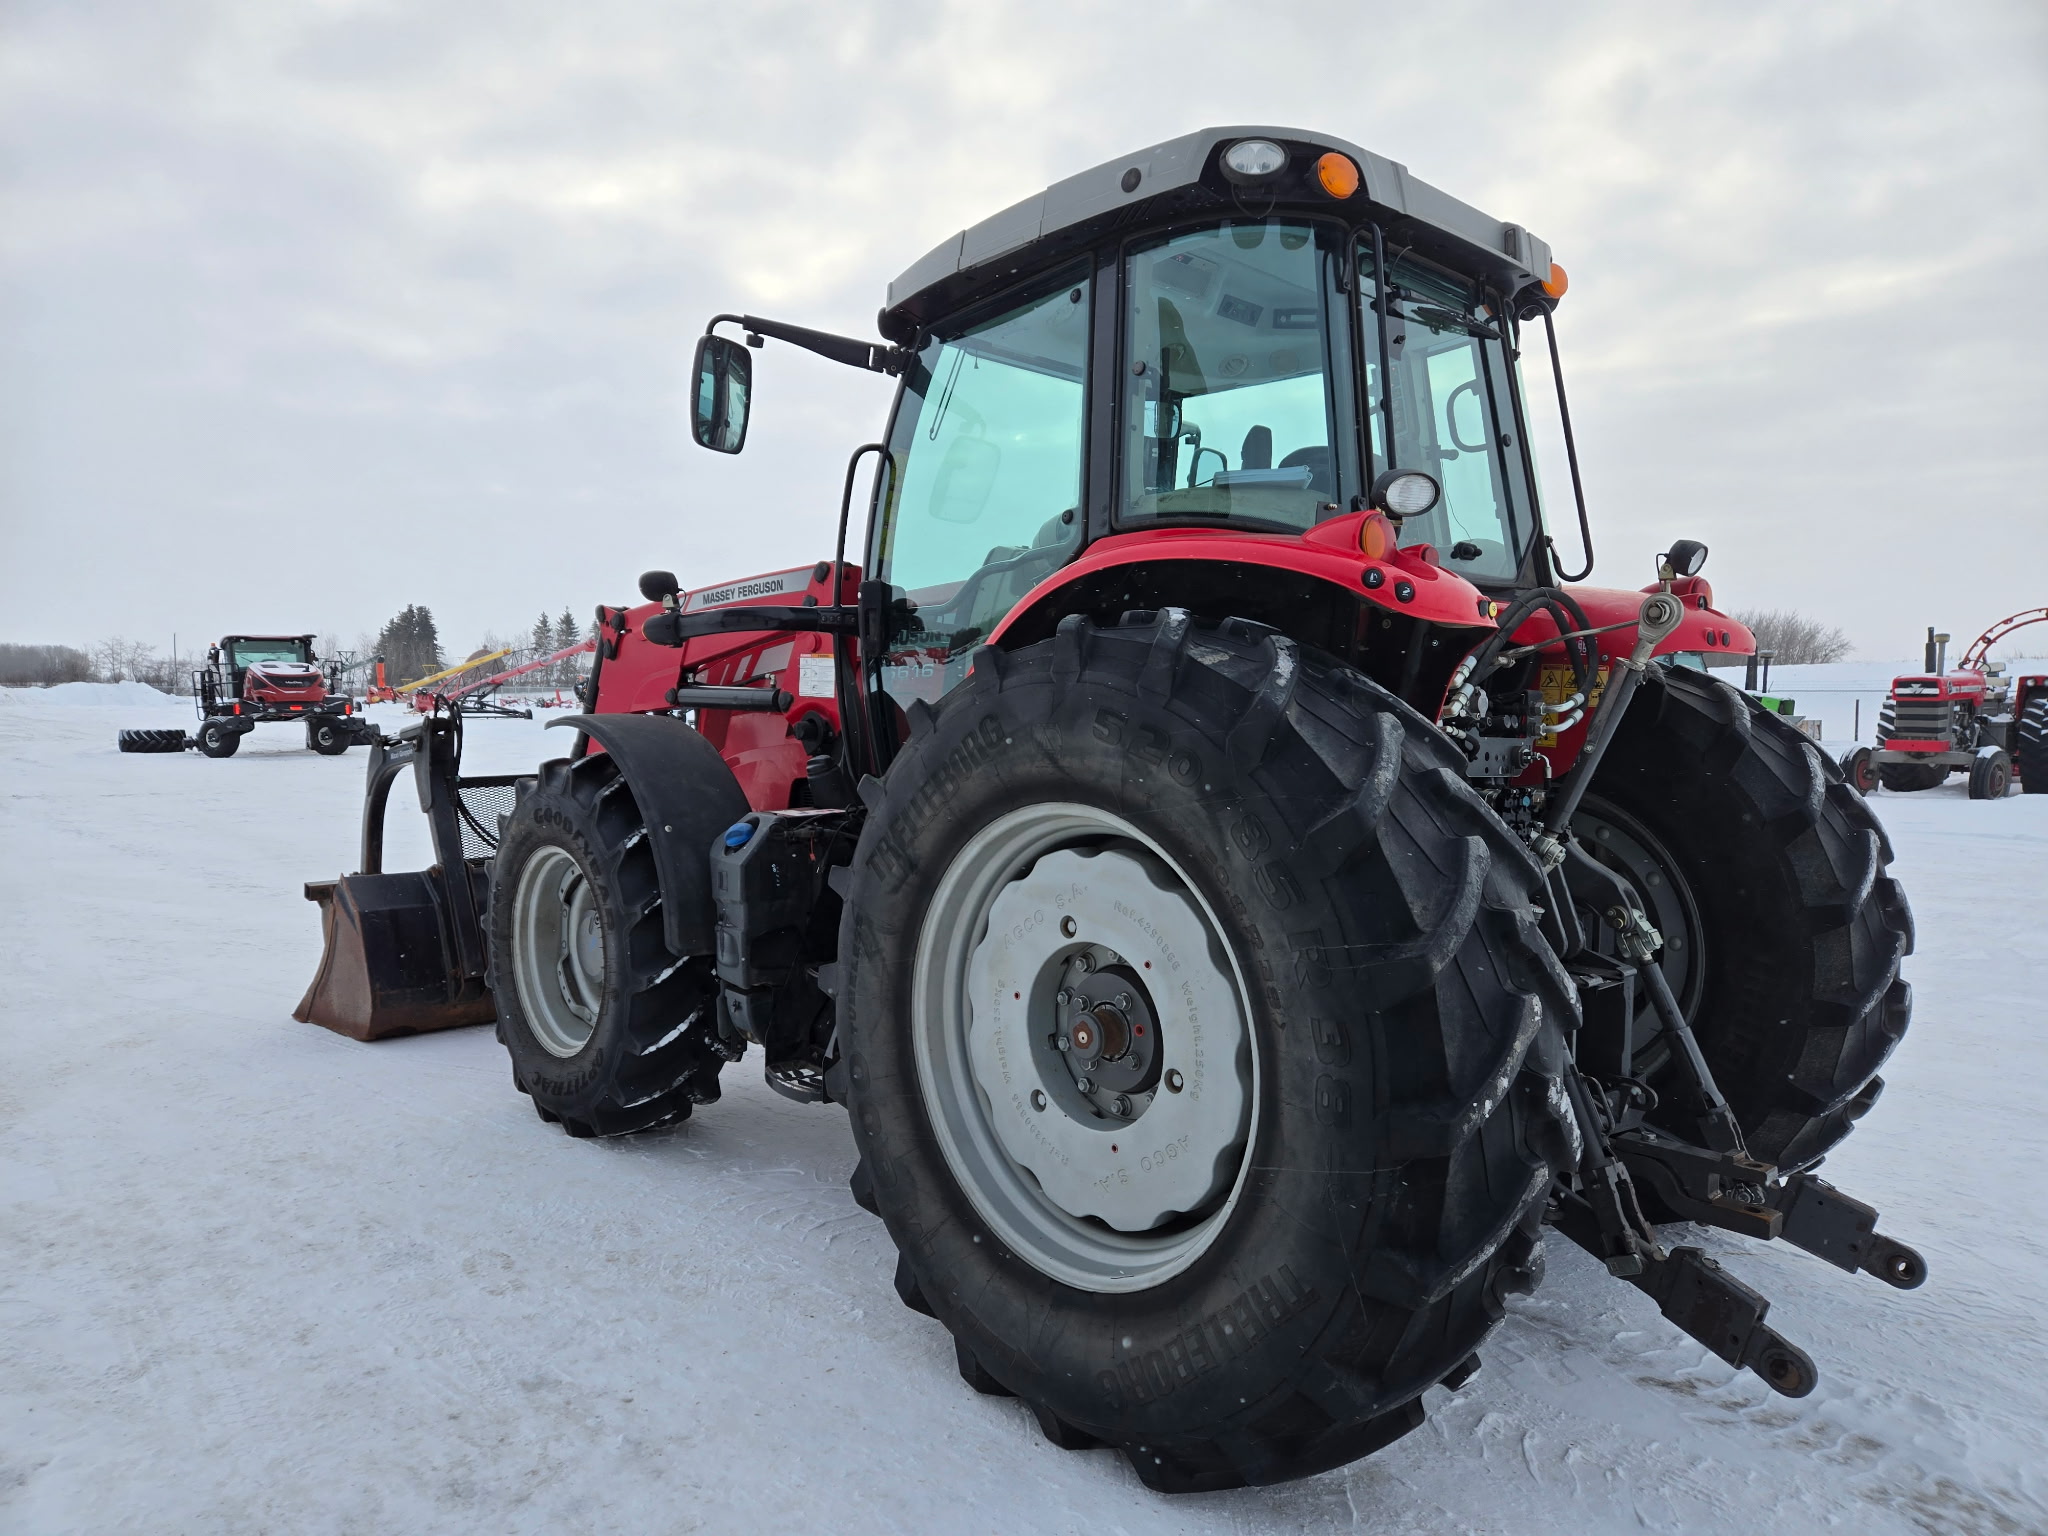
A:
545;713;748;958
987;523;1490;714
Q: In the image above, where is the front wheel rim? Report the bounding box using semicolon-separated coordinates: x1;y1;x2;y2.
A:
510;845;605;1057
912;802;1258;1295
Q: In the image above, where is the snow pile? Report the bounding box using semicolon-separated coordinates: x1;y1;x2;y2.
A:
0;680;181;708
1;704;2044;1534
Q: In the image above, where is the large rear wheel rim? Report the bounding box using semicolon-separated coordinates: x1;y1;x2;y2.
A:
912;801;1258;1295
510;845;605;1058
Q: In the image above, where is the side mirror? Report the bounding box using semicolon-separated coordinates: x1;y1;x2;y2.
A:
638;570;682;604
692;334;752;453
1660;539;1709;579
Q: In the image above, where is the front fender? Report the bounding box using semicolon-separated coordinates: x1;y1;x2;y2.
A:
545;714;747;958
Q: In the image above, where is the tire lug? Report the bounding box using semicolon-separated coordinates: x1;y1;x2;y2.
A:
1112;1094;1132;1118
1165;1068;1184;1093
1030;1089;1047;1112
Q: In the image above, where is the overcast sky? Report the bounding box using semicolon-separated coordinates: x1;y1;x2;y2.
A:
4;0;2045;666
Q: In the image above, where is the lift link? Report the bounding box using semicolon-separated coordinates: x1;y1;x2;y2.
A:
1559;1062;1662;1277
1613;1131;1928;1289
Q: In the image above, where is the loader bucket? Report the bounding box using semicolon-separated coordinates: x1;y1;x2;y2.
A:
295;869;495;1041
297;709;509;1041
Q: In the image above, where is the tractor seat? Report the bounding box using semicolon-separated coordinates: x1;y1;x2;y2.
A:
1278;446;1333;497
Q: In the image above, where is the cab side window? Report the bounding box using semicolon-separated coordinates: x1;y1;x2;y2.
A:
874;274;1090;706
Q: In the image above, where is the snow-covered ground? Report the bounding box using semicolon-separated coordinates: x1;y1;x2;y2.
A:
2;679;2043;1536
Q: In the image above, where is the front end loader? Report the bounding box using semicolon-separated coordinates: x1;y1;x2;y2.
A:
301;127;1924;1492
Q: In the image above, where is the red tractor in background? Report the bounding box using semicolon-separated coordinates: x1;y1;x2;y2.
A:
1859;610;2048;797
117;634;377;757
298;128;1923;1493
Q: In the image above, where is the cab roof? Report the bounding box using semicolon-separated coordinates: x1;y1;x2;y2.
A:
883;126;1552;333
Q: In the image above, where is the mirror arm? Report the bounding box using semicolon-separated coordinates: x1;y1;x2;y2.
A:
707;313;913;376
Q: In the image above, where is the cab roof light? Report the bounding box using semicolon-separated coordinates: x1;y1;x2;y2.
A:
1313;152;1360;199
1220;138;1287;184
1541;262;1569;300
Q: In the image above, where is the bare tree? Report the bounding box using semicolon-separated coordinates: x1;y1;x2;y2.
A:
1732;609;1853;666
0;644;94;687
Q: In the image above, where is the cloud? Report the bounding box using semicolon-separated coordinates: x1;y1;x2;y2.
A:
2;0;2043;659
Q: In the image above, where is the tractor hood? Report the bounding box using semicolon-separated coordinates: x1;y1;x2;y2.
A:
247;663;324;687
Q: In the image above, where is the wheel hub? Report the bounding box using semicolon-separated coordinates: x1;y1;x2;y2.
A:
510;845;605;1058
963;844;1250;1234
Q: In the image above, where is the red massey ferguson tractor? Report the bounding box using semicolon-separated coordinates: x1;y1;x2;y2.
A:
1860;612;2048;797
117;634;376;757
298;128;1923;1493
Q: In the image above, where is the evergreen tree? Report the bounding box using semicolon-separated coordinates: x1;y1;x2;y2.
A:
376;605;446;685
556;607;579;684
530;611;553;665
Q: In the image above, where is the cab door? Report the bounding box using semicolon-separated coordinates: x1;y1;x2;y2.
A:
868;270;1092;716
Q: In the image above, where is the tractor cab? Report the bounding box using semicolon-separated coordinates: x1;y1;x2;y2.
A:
689;128;1742;741
215;635;324;703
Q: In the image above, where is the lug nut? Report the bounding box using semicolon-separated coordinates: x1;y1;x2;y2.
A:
1056;989;1071;1007
1115;992;1133;1011
1030;1089;1047;1112
1112;1094;1132;1118
1060;916;1078;937
1056;1035;1071;1052
1077;1076;1094;1095
1165;1069;1184;1094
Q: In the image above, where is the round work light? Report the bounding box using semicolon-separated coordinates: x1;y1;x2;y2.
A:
1220;139;1287;183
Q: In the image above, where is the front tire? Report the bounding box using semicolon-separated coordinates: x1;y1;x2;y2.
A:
1967;747;2011;800
489;752;729;1137
308;718;352;755
839;613;1578;1493
196;718;241;758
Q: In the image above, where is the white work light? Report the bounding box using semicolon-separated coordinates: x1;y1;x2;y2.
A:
1372;469;1442;518
1220;139;1287;183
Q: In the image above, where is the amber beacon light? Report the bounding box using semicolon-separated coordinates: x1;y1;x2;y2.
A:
1314;152;1360;199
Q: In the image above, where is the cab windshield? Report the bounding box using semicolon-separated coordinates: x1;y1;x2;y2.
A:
1115;221;1538;582
228;640;312;667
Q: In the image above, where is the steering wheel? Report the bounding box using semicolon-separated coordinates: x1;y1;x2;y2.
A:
920;538;1073;639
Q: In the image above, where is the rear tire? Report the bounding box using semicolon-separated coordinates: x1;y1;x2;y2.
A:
1967;746;2012;800
2018;697;2048;793
839;612;1578;1493
196;718;241;758
1876;760;1945;793
117;728;187;753
489;752;730;1137
1585;665;1912;1171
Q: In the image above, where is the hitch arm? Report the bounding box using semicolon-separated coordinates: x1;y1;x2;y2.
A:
1553;1197;1819;1398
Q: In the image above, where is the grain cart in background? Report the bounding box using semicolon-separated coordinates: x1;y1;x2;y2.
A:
117;634;376;756
301;128;1924;1492
1870;611;2048;796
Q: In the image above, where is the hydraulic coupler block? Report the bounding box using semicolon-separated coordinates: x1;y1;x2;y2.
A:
709;809;850;1054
